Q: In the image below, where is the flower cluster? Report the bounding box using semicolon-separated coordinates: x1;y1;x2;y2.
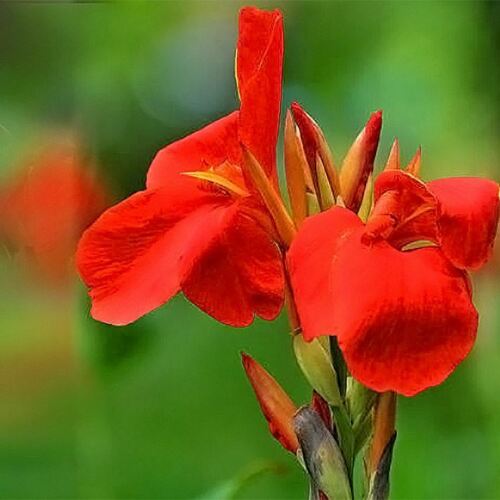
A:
76;6;499;498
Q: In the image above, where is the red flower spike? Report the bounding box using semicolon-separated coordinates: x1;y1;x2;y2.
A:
427;177;499;270
237;7;283;184
241;353;299;454
78;7;286;326
287;207;363;340
329;231;478;396
340;111;382;212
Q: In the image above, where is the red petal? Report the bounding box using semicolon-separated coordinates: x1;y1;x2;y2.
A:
329;229;478;396
182;208;284;326
146;112;241;190
237;7;283;181
370;170;439;248
427;177;499;270
77;186;238;325
287;207;363;340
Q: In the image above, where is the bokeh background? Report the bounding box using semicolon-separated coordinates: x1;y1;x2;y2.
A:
1;1;499;498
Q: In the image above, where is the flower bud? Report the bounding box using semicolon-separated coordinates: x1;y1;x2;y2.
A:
293;335;342;407
311;390;332;431
357;174;373;223
406;146;422;177
294;407;352;500
284;110;308;226
290;102;340;207
384;139;400;171
368;392;397;476
241;352;299;453
340;111;382;212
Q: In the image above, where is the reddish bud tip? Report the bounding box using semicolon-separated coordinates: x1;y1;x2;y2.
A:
311;390;332;431
290;102;340;203
241;352;299;453
340;110;383;212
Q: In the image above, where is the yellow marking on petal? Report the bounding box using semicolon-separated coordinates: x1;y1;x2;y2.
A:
402;240;437;251
234;49;241;101
182;171;249;197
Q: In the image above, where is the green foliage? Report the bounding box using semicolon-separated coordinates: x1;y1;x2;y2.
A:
0;1;499;498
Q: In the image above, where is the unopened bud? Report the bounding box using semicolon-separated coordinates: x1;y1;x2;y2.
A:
291;102;340;207
316;155;335;209
241;353;299;453
406;146;422;177
340;111;382;212
311;390;332;431
293;335;342;407
284;110;308;226
294;407;352;500
384;139;400;171
357;174;373;223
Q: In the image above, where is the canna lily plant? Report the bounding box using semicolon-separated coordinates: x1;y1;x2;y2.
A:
76;6;499;499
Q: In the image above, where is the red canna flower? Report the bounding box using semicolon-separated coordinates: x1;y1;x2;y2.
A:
76;8;285;326
1;141;107;284
288;152;499;396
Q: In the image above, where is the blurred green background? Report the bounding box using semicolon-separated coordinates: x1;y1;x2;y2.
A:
0;1;499;498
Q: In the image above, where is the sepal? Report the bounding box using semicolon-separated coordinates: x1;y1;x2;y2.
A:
293;334;342;406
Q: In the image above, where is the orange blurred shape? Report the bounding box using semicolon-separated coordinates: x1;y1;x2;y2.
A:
0;139;108;285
